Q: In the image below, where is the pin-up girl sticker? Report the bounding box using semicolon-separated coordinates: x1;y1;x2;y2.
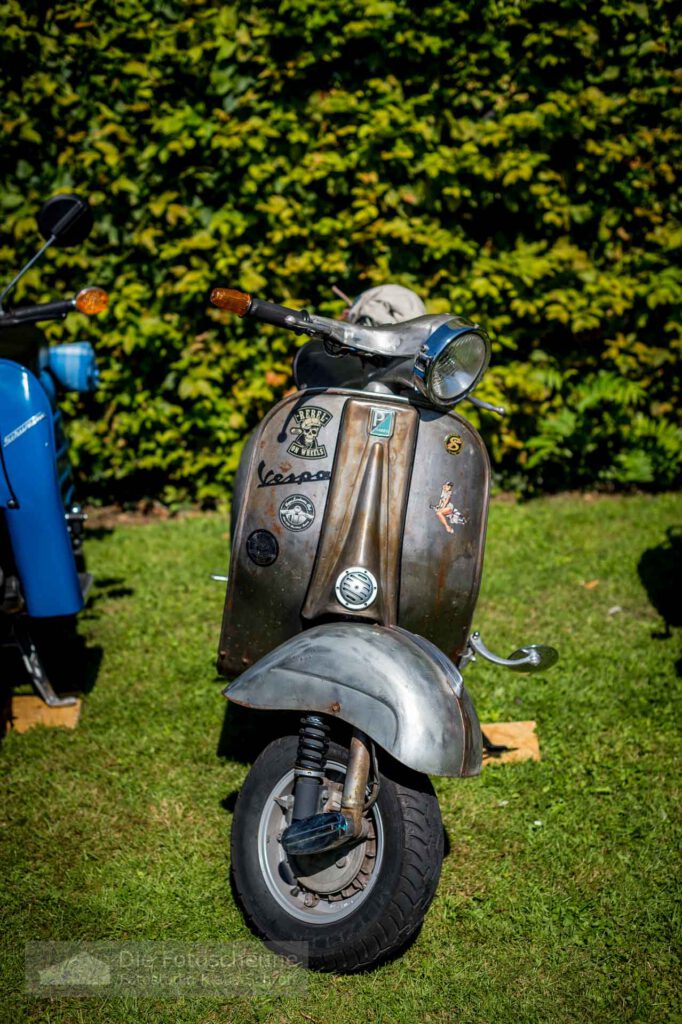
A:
430;481;468;534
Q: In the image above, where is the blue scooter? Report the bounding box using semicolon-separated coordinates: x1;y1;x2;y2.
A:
0;195;108;707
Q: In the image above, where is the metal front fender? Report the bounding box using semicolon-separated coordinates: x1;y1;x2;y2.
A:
223;622;482;778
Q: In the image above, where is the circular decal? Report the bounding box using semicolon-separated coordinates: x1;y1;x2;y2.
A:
445;433;463;455
246;529;279;566
335;567;378;611
279;494;315;532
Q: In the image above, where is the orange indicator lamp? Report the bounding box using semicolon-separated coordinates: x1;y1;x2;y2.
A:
210;288;252;316
75;287;109;315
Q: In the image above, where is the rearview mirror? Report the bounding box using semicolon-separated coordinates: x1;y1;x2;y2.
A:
37;194;93;248
507;644;559;673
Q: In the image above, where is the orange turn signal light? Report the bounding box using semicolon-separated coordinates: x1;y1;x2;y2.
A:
210;288;252;316
75;287;109;315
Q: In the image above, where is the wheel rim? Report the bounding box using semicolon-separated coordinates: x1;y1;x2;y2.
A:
257;758;385;924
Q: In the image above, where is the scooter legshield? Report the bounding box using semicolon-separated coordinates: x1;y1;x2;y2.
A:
220;388;490;677
0;359;83;617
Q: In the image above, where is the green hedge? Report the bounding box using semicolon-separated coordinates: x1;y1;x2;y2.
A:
1;0;680;503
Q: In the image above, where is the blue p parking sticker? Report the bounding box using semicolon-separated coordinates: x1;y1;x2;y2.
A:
368;408;395;439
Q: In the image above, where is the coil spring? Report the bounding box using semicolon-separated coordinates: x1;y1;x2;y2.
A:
295;714;329;774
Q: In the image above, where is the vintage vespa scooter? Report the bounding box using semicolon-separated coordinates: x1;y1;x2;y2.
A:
210;285;558;972
0;195;108;707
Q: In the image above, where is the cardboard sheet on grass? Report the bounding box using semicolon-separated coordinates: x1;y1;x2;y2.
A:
6;695;82;733
6;699;540;766
481;720;540;764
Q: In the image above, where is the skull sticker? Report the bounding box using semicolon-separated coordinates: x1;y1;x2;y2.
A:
288;406;333;459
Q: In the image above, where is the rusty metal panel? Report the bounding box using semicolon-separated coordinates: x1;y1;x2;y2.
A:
399;409;490;660
218;391;351;677
218;389;489;677
302;398;418;624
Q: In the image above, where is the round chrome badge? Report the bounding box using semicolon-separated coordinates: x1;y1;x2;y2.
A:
335;567;378;611
279;494;315;532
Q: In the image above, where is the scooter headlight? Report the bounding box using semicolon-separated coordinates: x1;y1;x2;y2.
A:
413;321;490;409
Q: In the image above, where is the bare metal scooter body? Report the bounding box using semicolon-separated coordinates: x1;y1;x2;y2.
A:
211;286;557;972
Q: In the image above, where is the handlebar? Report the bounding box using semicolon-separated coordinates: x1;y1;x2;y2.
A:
0;298;75;328
0;287;108;330
210;288;324;338
210;286;464;360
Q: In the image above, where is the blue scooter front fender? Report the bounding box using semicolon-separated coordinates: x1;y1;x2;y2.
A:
0;358;83;617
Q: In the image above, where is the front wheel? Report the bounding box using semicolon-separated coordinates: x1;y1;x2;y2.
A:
230;734;443;972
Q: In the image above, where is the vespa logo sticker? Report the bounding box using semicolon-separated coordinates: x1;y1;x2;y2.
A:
288;406;332;460
335;567;378;611
257;460;331;489
2;412;46;448
368;408;395;439
279;494;315;532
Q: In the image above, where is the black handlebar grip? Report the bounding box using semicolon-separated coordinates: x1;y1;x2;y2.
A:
4;299;75;324
210;288;313;335
248;297;310;330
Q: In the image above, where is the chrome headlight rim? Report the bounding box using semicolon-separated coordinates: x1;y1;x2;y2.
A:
412;323;491;410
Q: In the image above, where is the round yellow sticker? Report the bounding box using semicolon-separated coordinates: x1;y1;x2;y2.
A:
445;433;463;455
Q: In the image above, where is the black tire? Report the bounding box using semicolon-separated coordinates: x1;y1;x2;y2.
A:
230;734;443;973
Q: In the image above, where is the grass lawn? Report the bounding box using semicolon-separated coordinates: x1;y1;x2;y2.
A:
1;492;680;1024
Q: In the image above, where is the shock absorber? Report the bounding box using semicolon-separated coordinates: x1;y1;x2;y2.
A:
291;714;329;822
282;727;373;857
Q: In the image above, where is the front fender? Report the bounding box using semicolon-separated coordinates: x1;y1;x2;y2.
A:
223;622;482;778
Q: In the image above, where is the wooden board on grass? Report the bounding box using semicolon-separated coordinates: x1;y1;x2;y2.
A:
7;695;82;733
481;720;540;764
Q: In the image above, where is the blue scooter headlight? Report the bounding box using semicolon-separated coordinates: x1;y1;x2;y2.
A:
46;342;99;393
